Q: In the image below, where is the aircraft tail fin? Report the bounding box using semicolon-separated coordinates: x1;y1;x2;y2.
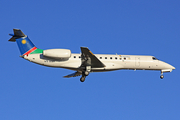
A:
9;29;43;56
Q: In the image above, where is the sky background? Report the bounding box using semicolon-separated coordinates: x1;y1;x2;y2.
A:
1;0;180;119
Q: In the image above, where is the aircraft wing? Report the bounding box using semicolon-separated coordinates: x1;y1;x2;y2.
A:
63;71;82;78
80;47;105;68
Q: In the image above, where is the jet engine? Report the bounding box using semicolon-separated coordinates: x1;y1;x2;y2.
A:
43;49;71;59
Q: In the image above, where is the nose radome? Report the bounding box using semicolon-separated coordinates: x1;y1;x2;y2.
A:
171;65;175;70
160;61;175;70
167;63;175;70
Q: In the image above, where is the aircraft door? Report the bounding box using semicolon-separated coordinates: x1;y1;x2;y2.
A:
135;57;140;67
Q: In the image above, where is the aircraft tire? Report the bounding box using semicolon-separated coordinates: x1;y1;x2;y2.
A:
84;71;89;76
160;75;164;79
80;77;85;82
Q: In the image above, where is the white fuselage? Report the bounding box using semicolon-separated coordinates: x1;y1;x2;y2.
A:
23;53;175;73
9;29;175;81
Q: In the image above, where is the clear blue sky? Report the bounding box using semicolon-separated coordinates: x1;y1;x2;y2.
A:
1;0;180;119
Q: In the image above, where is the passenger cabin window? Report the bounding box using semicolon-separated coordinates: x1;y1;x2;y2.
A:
100;57;102;59
115;57;117;60
74;56;76;58
152;57;158;60
105;57;107;59
110;57;112;59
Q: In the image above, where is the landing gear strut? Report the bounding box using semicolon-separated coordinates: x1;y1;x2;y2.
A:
80;71;88;82
160;71;164;79
80;66;91;82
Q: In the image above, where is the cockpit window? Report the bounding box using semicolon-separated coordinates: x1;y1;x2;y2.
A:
152;57;158;60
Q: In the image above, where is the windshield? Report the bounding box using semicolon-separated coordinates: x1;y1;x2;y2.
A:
152;57;158;60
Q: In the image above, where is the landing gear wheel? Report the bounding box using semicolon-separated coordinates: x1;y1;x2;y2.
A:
80;76;86;82
84;71;89;76
160;75;164;79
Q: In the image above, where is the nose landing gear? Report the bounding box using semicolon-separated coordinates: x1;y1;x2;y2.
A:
160;75;164;79
160;71;164;79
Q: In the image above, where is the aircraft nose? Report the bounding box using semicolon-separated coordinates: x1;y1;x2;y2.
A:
171;65;175;70
166;63;175;70
159;61;175;70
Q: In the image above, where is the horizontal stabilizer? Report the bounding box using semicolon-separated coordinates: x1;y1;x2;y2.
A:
8;37;16;42
13;29;26;37
8;29;26;42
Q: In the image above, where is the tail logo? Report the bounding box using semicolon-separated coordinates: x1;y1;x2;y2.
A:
22;40;26;44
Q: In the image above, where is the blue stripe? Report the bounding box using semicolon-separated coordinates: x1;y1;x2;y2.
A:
16;37;35;55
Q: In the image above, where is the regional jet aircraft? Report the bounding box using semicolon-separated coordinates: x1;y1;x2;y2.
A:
9;29;175;82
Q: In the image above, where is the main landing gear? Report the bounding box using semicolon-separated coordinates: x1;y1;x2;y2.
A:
80;75;86;82
80;71;90;82
80;66;91;82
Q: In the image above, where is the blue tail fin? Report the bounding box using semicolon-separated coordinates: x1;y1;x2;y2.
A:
9;29;36;56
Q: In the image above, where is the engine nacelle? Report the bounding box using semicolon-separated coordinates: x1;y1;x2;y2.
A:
43;49;71;59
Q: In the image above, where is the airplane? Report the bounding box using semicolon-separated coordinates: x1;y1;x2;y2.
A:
9;29;175;82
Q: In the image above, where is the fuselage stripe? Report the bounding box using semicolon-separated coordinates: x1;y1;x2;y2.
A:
23;47;37;56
